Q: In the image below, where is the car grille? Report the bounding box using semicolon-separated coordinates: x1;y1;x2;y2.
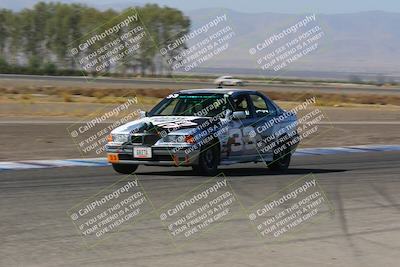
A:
131;135;143;144
143;135;160;145
130;134;160;145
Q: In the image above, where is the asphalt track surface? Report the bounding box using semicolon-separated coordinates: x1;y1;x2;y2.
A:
1;151;400;266
1;74;400;95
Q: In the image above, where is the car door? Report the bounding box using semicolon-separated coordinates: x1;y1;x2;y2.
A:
248;93;279;161
225;93;258;162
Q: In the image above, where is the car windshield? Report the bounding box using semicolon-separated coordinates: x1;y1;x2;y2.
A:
149;94;229;117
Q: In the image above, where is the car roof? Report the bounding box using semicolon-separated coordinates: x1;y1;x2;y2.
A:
177;88;259;95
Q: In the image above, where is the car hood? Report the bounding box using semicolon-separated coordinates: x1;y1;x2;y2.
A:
111;116;215;135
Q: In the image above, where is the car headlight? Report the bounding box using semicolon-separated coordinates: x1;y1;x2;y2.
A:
111;134;129;143
163;135;195;144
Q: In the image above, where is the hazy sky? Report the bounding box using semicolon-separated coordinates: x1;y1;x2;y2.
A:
3;0;400;13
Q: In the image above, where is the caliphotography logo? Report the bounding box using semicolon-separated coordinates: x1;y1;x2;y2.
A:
1;0;400;266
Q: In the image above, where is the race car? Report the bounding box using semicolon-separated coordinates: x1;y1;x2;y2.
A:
214;76;245;86
106;89;299;176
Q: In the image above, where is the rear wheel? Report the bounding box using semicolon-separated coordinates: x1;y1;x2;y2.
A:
268;143;291;172
192;143;219;176
112;163;138;174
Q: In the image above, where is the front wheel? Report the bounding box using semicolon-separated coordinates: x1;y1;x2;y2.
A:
192;144;219;176
268;145;291;172
112;163;138;174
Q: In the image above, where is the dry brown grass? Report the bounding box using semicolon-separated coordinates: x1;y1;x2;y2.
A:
1;85;400;106
61;92;73;102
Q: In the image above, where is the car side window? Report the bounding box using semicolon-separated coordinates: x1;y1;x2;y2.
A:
250;94;270;117
232;95;251;118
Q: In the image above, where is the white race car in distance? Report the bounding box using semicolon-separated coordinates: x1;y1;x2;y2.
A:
214;76;244;86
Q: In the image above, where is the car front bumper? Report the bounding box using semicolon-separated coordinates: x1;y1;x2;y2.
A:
105;144;200;166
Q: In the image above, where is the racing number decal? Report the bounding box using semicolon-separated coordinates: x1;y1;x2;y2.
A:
243;126;256;150
228;126;256;153
228;129;244;152
107;153;119;163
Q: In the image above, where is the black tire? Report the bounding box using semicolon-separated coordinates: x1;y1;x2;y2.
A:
268;142;291;172
192;143;219;176
237;82;244;86
112;163;139;174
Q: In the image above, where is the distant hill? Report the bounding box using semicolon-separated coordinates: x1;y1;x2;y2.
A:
184;9;400;76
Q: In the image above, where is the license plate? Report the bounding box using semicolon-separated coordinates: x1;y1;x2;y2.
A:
133;147;152;158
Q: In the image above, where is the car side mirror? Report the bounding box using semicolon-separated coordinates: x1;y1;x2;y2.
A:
232;111;246;119
139;110;147;118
